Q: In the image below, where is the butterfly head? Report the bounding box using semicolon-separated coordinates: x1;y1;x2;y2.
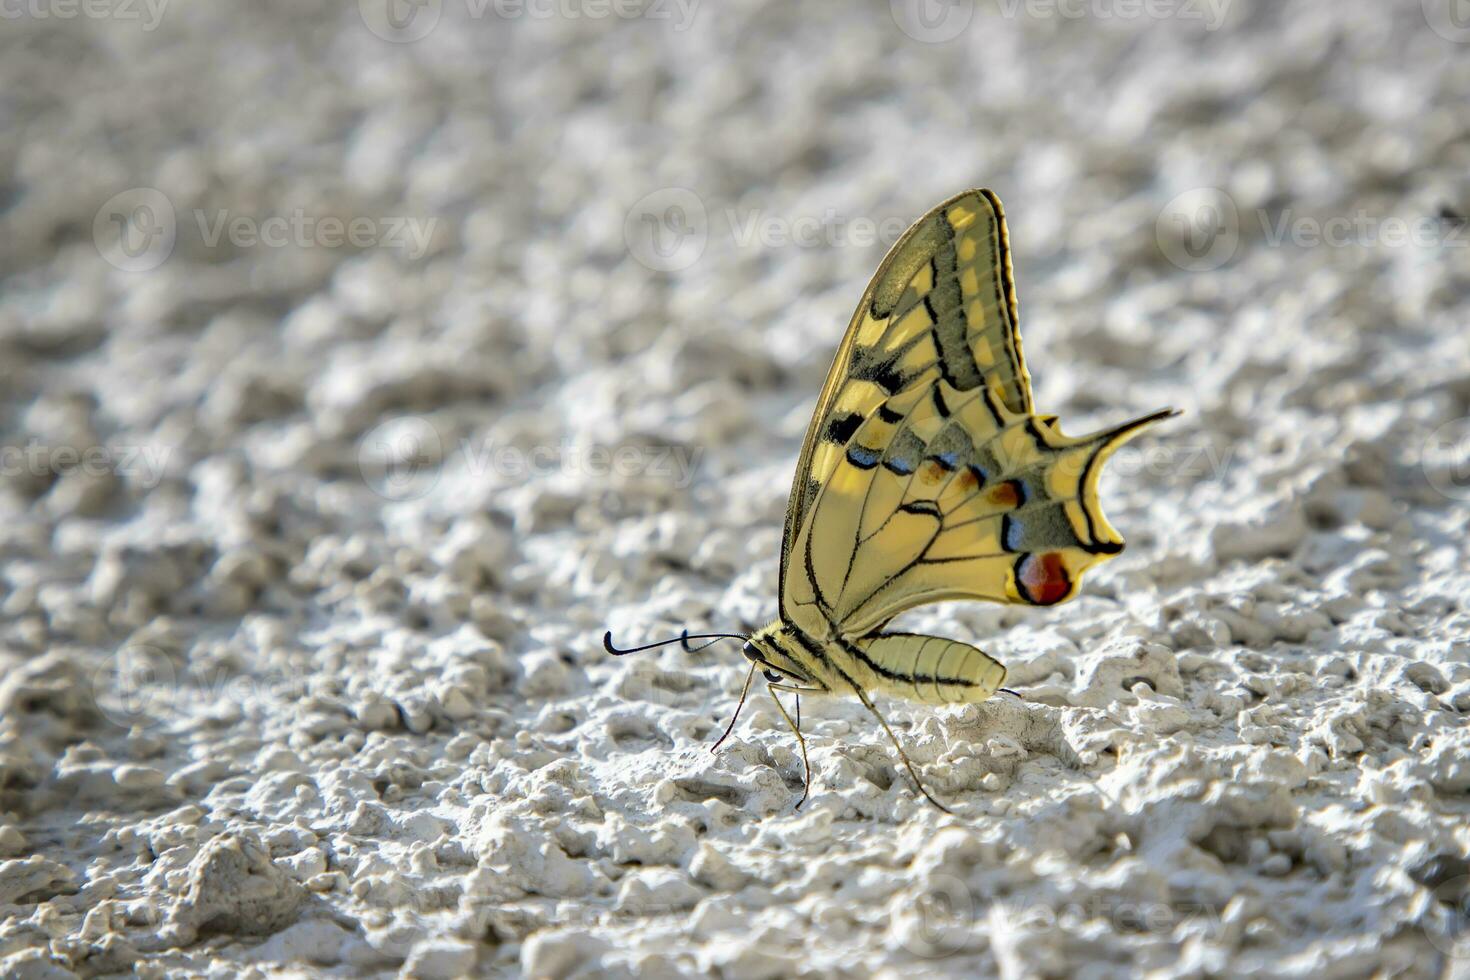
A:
741;640;789;684
742;623;822;689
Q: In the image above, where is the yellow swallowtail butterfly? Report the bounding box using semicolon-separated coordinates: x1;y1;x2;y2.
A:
607;189;1177;812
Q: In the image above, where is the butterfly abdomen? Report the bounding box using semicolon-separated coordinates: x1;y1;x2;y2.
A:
838;632;1005;705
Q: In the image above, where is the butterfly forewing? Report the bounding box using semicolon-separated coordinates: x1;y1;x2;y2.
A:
779;191;1030;631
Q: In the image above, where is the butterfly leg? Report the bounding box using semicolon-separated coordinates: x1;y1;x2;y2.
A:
711;663;757;753
850;685;952;815
767;684;811;809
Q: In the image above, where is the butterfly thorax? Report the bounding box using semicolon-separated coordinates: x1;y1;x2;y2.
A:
744;620;837;694
747;619;931;698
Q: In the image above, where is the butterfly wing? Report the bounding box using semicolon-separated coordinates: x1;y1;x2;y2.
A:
779;189;1031;636
829;404;1177;636
779;189;1176;639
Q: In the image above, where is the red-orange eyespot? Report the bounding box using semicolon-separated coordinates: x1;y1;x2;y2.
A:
1017;552;1070;605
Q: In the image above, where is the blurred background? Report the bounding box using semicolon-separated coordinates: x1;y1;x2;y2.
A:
2;1;1469;976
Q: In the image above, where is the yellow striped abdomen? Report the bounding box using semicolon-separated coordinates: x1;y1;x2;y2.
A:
840;632;1005;704
747;621;1005;705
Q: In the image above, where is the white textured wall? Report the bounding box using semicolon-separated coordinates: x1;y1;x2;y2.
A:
1;1;1468;976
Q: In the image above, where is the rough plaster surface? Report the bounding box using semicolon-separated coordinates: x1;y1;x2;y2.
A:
2;1;1469;977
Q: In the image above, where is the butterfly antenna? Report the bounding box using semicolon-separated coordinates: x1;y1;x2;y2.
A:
602;630;746;656
711;663;757;753
679;629;733;653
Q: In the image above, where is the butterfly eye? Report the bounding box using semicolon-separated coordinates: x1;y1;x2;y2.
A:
741;642;759;663
762;669;783;683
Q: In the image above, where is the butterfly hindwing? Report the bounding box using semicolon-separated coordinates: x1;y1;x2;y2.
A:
831;405;1178;636
780;189;1176;639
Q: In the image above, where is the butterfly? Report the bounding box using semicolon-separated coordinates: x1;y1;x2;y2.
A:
606;189;1177;812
